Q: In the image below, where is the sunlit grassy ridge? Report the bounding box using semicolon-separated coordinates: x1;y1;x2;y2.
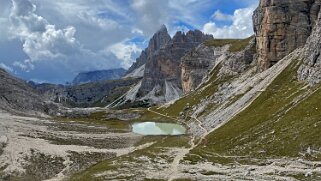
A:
204;36;254;52
187;60;321;164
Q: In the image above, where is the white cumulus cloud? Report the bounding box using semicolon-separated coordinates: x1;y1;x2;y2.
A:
9;0;80;64
107;42;142;69
203;6;256;39
7;0;130;82
13;59;34;72
211;10;233;21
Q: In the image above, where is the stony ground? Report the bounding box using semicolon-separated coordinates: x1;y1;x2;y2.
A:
0;110;148;181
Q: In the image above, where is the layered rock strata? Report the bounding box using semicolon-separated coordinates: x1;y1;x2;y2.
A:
253;0;320;71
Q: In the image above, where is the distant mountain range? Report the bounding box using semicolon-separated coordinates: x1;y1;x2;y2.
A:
72;68;126;85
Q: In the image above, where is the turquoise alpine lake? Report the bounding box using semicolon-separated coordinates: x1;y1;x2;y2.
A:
132;122;186;135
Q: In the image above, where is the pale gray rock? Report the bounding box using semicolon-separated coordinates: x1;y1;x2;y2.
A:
219;38;256;76
298;11;321;84
181;38;256;94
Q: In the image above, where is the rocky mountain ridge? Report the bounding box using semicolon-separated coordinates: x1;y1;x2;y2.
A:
122;26;214;105
34;77;140;108
72;68;126;85
126;25;171;75
0;68;58;115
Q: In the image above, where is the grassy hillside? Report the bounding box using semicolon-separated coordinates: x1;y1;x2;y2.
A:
204;36;254;52
186;60;321;164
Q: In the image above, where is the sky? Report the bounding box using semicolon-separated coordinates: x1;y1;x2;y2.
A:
0;0;259;83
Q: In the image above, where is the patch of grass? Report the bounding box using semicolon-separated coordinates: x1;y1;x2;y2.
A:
172;178;196;181
68;158;121;181
132;108;175;123
204;36;254;52
135;135;190;149
151;136;190;148
56;111;130;133
184;153;235;165
188;59;321;163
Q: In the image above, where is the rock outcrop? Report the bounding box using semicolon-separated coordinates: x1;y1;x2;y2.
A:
298;10;321;84
126;25;171;75
35;78;140;108
253;0;321;71
0;68;57;114
72;68;126;85
181;37;256;94
137;30;213;102
181;44;228;94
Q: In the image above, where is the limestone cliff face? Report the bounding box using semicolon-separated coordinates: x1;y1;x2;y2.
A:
138;30;213;102
181;45;228;94
126;25;171;74
253;0;320;71
181;38;256;94
219;38;256;76
298;11;321;84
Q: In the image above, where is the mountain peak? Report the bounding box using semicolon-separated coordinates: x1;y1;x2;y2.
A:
126;24;171;75
158;24;167;33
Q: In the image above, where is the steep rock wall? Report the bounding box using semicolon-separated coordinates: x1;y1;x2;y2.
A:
253;0;320;71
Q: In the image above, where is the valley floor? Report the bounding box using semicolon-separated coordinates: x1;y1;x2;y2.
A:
67;108;321;181
0;108;320;181
0;110;149;181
